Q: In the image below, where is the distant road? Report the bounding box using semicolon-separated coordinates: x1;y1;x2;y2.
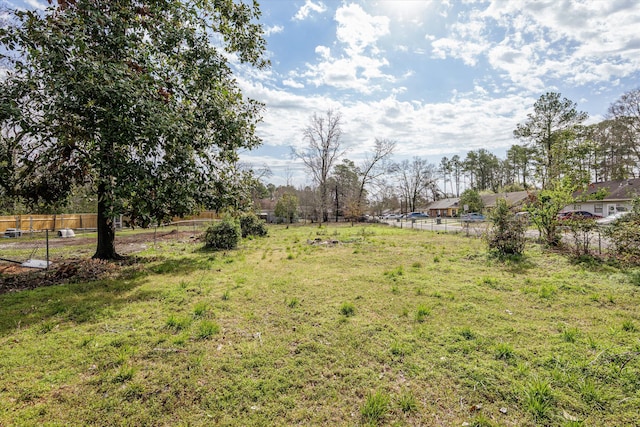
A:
382;218;610;252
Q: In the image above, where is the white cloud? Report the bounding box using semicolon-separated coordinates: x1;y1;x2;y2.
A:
292;0;327;21
335;3;389;55
429;1;640;93
282;78;304;89
264;25;284;37
288;4;393;94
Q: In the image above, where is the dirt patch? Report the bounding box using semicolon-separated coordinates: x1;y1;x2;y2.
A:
0;230;201;294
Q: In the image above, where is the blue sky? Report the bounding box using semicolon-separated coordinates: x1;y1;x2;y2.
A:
6;0;640;187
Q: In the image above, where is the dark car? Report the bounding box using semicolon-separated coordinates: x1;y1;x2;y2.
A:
557;210;602;220
406;212;429;219
460;212;485;222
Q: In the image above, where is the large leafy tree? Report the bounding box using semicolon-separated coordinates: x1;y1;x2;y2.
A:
514;92;588;188
608;88;640;177
0;0;267;259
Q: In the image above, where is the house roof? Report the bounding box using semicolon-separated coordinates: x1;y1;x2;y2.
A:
481;191;530;208
427;198;460;210
576;178;640;201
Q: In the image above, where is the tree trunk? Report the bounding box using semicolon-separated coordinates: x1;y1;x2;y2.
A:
93;182;120;260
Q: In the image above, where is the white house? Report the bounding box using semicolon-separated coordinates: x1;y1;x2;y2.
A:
565;178;640;216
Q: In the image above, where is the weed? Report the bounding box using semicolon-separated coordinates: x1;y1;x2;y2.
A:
495;342;514;360
39;320;56;334
390;341;407;357
122;383;145;401
471;413;496;427
361;391;390;425
165;315;191;331
79;335;94;347
433;254;441;263
287;297;299;308
340;302;355;317
524;377;554;421
589;293;599;302
411;261;422;269
384;265;404;280
391;285;399;294
221;290;231;301
460;326;476;340
415;305;431;322
192;302;208;318
622;320;636;332
578;377;605;408
112;366;135;383
196;320;220;339
397;391;417;413
561;327;579;343
538;284;557;299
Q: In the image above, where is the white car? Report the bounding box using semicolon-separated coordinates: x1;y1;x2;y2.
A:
383;214;402;220
596;211;631;225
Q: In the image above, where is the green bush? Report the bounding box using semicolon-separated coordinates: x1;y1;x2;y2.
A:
486;198;527;257
601;198;640;263
239;212;268;238
204;218;241;250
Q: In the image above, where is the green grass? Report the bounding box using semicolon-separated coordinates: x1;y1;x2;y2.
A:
1;223;640;426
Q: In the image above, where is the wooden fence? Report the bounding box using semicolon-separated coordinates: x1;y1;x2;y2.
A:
0;211;219;233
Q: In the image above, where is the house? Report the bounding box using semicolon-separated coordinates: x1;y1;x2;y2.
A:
426;191;531;217
427;198;460;217
564;178;640;216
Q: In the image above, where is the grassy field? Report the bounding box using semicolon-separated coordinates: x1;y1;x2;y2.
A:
1;224;639;426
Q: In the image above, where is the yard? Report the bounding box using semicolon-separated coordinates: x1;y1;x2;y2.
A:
1;224;639;426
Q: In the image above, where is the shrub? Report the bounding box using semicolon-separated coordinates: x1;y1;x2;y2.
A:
239;212;268;238
204;218;241;250
486;198;527;258
601;198;640;263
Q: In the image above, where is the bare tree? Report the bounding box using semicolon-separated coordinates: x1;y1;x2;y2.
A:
292;110;346;222
356;138;396;212
395;157;437;213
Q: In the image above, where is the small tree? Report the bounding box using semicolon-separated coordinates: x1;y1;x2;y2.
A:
524;178;577;246
486;198;527;258
565;218;598;257
274;192;299;224
459;189;484;213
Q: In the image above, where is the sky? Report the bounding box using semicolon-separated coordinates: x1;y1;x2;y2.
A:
5;0;640;187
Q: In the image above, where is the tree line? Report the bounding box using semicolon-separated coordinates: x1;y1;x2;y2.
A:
269;90;640;223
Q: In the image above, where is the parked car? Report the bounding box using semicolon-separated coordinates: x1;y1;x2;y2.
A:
406;212;429;219
557;210;602;221
460;212;485;222
383;213;402;220
3;228;22;238
595;211;631;225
